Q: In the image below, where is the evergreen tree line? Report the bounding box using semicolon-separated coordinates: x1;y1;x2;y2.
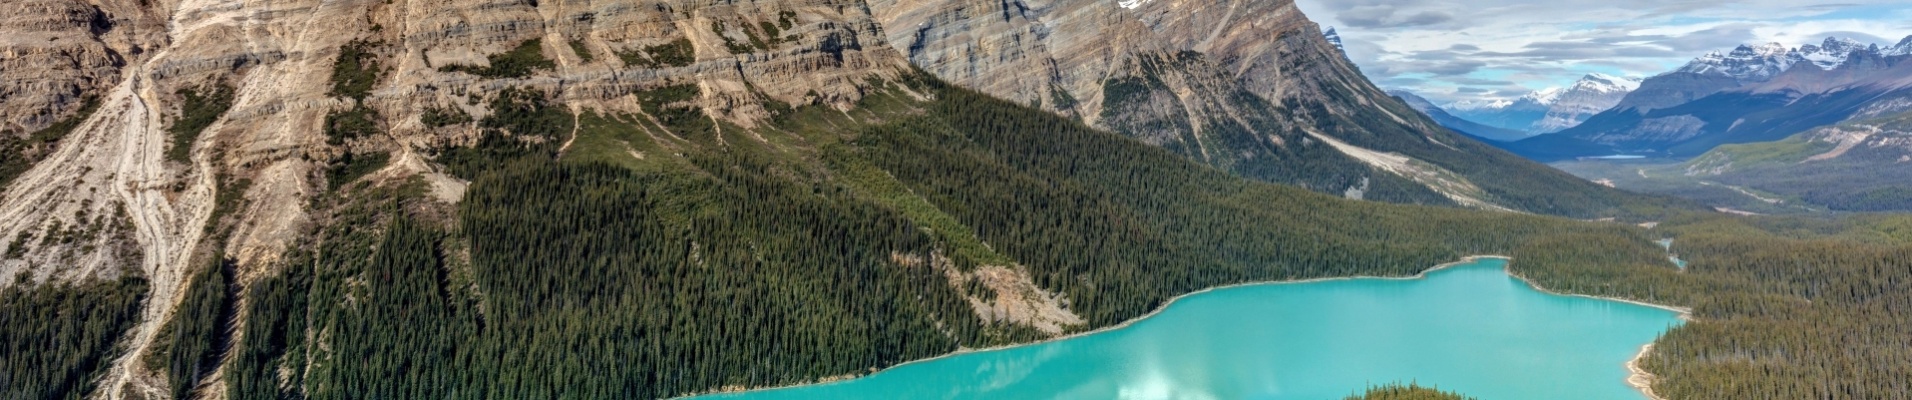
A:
1512;214;1912;398
1343;383;1475;400
0;275;147;400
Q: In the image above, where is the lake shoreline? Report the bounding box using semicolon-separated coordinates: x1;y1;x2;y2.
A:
1501;266;1690;400
683;255;1689;399
1626;344;1667;400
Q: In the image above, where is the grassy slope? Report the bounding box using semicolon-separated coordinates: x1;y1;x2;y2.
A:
1554;109;1912;213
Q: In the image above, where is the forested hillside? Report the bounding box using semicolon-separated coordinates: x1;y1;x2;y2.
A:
4;62;1907;399
184;74;1703;399
1511;213;1912;398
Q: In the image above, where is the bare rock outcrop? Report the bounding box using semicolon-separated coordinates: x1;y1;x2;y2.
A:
0;0;916;397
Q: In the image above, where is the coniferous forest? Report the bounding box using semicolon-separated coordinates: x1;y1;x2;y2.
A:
6;71;1912;400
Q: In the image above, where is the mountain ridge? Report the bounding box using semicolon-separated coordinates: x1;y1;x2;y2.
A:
874;0;1669;215
1510;35;1912;160
1433;74;1640;137
1390;90;1529;142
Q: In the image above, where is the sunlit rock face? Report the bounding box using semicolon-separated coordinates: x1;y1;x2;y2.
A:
0;0;918;396
871;0;1373;129
869;0;1519;207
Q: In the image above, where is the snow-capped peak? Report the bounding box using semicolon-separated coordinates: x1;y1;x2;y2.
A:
1886;35;1912;56
1797;37;1870;70
1671;36;1904;79
1323;27;1345;52
1675;42;1799;80
1441;73;1643;133
1445;98;1514;111
1571;73;1641;94
1520;87;1566;105
1444;74;1639;112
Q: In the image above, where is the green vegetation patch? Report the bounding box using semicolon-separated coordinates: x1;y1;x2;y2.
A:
326;152;391;191
567;38;594;63
330;40;384;99
635;84;713;139
618;38;696;68
824;146;1014;268
323;104;380;145
1344;383;1476;400
1698;136;1835;167
438;39;556;79
325;39;387;146
438;87;570;179
168;85;236;163
710;22;758;54
420;105;471;128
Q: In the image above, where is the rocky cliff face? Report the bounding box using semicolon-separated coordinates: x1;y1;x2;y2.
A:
867;0;1564;209
871;0;1357;126
0;0;913;396
0;0;167;135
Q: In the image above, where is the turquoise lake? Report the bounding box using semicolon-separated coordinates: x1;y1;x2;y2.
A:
695;258;1683;400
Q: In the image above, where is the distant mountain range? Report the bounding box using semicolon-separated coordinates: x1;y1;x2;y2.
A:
1424;74;1642;139
1390;90;1529;142
1498;36;1912;161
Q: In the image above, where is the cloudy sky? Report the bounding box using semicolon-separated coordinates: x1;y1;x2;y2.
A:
1292;0;1912;104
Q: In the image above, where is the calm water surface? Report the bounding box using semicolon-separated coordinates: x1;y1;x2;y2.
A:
696;258;1682;400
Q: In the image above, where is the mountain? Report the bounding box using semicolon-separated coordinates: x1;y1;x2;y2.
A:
871;0;1665;214
1796;37;1872;70
1445;90;1555;134
1511;36;1912;160
1439;74;1639;137
1532;74;1641;133
1390;90;1528;141
1324;27;1346;53
1676;42;1801;81
1601;40;1833;113
1890;36;1912;56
